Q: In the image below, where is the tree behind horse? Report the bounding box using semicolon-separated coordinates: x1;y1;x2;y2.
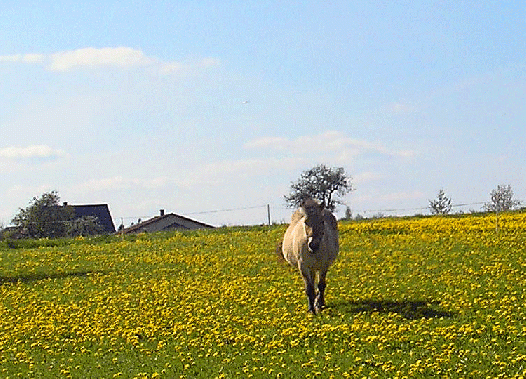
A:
279;198;339;314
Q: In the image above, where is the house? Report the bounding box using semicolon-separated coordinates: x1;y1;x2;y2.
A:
66;203;116;234
121;210;214;234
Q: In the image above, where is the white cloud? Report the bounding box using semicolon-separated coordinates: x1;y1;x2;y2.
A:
379;190;425;203
244;131;416;159
23;54;47;63
0;55;19;62
387;101;417;115
158;57;220;75
49;47;154;71
70;155;304;198
243;137;288;149
0;54;46;63
354;171;386;184
172;156;305;189
200;157;303;177
74;175;171;193
352;190;426;212
0;145;67;160
76;176;129;192
0;47;220;74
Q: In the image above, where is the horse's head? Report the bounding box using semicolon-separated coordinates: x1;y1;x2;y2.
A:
301;198;326;253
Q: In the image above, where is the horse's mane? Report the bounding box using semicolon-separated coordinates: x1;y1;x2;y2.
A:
290;199;338;230
290;198;319;224
290;208;305;225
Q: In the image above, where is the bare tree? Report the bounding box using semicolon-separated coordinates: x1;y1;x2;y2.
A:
284;164;353;211
429;189;452;215
484;184;521;212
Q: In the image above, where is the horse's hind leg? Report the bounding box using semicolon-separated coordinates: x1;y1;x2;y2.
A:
302;272;317;314
315;270;327;310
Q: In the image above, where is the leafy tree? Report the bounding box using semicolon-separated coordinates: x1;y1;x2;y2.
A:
429;189;452;215
11;191;74;239
344;206;353;220
67;216;104;237
484;184;521;212
284;164;352;211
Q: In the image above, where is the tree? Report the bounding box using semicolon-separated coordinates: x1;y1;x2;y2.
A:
484;184;520;213
67;216;104;237
429;189;452;215
344;206;353;220
284;164;353;211
11;191;74;239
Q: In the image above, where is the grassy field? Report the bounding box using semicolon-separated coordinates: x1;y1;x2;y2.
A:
1;213;526;378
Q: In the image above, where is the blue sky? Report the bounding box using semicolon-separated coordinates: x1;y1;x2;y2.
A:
1;1;525;227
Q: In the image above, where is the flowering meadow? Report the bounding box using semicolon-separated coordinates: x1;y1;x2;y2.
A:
1;212;526;378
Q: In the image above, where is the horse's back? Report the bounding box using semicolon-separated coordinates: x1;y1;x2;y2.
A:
282;208;339;270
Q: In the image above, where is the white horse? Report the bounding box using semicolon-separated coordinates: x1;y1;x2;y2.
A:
280;198;339;314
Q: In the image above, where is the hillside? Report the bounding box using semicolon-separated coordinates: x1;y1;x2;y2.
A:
1;213;526;378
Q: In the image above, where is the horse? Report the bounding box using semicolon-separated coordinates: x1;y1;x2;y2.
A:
279;198;339;314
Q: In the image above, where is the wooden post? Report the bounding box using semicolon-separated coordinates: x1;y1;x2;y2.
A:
267;204;271;226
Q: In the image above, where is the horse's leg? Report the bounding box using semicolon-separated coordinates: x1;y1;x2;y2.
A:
302;271;317;314
315;269;327;310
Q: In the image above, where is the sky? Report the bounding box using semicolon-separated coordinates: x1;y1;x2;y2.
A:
1;1;525;227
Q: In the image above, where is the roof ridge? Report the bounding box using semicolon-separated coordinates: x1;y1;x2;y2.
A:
121;213;214;233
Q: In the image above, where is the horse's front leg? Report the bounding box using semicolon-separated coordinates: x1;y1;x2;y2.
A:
315;270;327;311
302;272;317;314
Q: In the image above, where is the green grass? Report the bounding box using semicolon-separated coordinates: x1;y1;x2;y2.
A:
1;214;526;378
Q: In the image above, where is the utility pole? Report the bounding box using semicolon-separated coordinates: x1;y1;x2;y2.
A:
267;204;271;226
